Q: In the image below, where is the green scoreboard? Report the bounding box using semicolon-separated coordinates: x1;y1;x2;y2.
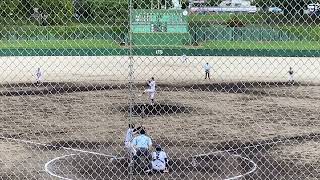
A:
131;9;190;46
132;9;188;33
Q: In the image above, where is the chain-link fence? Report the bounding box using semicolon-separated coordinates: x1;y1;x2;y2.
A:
1;0;320;179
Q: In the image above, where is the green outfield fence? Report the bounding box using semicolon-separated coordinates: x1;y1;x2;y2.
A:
1;48;320;57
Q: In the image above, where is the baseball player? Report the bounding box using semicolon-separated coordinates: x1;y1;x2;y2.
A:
142;77;156;105
124;124;142;156
35;67;43;85
288;67;294;83
203;62;211;80
145;144;169;173
182;54;187;63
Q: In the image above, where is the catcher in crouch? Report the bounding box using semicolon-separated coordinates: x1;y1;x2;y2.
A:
145;144;169;174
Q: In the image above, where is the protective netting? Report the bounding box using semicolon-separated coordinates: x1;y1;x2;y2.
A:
1;0;320;180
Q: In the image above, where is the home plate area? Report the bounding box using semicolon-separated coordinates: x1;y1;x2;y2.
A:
44;146;257;180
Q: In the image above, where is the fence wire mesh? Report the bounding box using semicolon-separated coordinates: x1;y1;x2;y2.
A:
1;0;320;180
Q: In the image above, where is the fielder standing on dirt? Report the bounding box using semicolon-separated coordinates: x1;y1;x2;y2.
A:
288;67;294;83
182;54;187;63
35;67;43;85
203;62;211;80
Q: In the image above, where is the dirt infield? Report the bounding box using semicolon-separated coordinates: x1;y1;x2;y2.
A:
1;80;320;179
1;56;320;84
1;55;320;179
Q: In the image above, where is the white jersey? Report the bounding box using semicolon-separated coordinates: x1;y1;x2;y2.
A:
124;128;134;143
148;80;156;91
36;69;43;81
182;54;187;62
132;134;152;149
151;151;167;171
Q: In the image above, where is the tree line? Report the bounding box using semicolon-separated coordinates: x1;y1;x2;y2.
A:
1;0;128;25
0;0;316;25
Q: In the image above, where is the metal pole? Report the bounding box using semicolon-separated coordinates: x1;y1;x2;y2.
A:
128;0;134;178
129;0;133;126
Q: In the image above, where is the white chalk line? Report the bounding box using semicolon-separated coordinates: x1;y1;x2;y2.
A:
191;139;289;179
1;136;258;180
1;136;116;157
191;150;257;180
44;154;76;180
190;139;286;179
44;153;126;180
44;150;257;180
225;154;257;180
0;136;125;180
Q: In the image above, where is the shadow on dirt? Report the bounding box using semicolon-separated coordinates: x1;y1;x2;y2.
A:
120;103;193;116
0;82;126;96
160;81;299;94
0;81;301;96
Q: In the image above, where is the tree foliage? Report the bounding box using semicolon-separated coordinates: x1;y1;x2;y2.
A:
281;0;311;16
133;0;159;9
1;0;317;26
19;0;33;17
29;0;73;25
81;0;128;24
206;0;222;6
0;0;20;17
254;0;312;16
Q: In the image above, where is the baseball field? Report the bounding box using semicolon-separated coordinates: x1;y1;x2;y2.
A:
1;55;320;179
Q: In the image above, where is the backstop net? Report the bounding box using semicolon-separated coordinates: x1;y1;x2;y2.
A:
1;0;320;179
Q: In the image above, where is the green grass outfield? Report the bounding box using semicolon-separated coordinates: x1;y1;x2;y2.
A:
1;40;320;51
202;41;320;50
0;40;120;49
